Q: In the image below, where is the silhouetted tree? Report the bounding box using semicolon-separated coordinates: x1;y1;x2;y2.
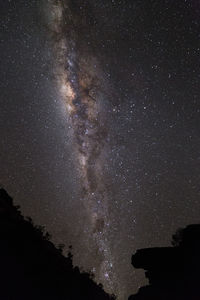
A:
128;224;200;300
0;189;115;300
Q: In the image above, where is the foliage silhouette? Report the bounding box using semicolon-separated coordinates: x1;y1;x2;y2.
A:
0;189;115;300
128;224;200;300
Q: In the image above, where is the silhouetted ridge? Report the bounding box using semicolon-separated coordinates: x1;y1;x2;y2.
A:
0;189;115;300
129;224;200;300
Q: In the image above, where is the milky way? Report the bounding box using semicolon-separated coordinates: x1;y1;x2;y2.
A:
45;0;116;292
3;1;200;299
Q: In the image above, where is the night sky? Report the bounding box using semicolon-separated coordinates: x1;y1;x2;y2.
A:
1;0;200;299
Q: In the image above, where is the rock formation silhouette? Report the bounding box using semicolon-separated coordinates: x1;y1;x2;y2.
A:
129;224;200;300
0;188;115;300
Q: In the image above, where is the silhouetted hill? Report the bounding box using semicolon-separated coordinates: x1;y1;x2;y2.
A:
0;188;115;300
128;224;200;300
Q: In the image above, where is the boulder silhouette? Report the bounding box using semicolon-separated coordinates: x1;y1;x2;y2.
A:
128;224;200;300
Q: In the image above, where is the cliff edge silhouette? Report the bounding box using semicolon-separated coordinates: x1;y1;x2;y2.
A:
0;188;115;300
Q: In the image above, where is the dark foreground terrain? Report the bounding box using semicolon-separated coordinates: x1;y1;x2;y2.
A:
0;188;115;300
129;223;200;300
